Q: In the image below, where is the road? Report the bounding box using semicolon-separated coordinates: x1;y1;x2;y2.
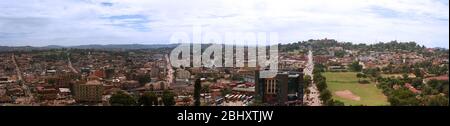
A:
303;50;322;106
68;56;79;74
12;54;23;81
165;54;174;86
12;54;34;104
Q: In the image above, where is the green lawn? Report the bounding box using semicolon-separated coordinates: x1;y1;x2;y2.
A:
323;72;389;106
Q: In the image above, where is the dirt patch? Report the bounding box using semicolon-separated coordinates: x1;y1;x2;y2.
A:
335;90;361;101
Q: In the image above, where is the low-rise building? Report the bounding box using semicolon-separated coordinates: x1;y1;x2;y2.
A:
176;69;191;80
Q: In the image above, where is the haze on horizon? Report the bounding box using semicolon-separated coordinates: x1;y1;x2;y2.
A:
0;0;448;48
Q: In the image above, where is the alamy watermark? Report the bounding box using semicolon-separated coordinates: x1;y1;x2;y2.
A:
169;25;279;78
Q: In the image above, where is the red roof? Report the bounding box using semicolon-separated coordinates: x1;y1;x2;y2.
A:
404;83;421;94
425;75;449;81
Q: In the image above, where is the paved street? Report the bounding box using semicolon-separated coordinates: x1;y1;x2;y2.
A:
165;54;174;85
12;54;34;104
303;50;322;106
68;56;79;74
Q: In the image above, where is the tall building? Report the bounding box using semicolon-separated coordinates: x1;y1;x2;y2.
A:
255;68;304;105
74;80;104;103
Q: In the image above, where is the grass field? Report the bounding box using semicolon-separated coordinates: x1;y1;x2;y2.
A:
323;72;389;106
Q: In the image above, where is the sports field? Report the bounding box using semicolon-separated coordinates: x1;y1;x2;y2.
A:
322;72;389;106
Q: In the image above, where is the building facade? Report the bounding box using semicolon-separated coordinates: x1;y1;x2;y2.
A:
74;80;104;103
255;69;304;105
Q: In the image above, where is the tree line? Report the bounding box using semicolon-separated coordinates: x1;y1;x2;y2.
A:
313;63;345;106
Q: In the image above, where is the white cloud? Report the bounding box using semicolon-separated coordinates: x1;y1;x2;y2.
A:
0;0;448;48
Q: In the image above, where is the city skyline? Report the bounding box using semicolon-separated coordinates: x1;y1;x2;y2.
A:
0;0;449;48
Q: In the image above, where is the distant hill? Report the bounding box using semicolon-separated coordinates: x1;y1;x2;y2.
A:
0;44;179;52
43;45;65;49
0;46;39;52
68;44;178;49
1;41;447;52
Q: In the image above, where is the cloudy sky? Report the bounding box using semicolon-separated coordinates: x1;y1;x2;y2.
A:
0;0;448;48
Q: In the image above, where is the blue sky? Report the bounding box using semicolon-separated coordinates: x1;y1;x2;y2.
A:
0;0;448;48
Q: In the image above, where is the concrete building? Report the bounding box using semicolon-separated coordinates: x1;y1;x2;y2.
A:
255;69;304;105
74;80;104;103
176;69;191;80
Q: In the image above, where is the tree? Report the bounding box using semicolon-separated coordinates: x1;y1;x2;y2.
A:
231;74;243;81
413;68;423;78
382;64;394;74
313;63;326;73
360;73;369;84
388;88;419;106
356;73;363;83
162;90;175;106
138;92;158;106
427;80;449;96
48;79;56;85
402;74;409;82
220;88;232;97
422;86;439;95
363;68;380;80
304;88;311;97
194;78;202;106
316;80;327;92
326;99;345;106
313;73;326;83
334;50;346;58
411;78;423;89
423;95;449;106
319;89;332;102
304;75;312;88
137;74;151;86
362;73;367;79
109;91;137;106
201;84;210;93
348;61;362;72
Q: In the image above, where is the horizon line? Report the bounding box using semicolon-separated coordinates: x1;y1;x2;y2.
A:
1;39;449;49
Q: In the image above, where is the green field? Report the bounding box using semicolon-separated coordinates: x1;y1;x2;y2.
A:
323;72;389;106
